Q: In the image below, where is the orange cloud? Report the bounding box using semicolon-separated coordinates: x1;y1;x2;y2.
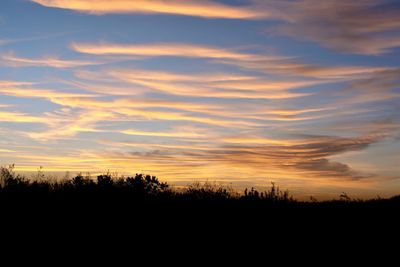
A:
86;134;384;183
31;0;265;19
72;42;392;81
100;140;215;152
33;0;400;54
107;69;312;100
121;129;206;139
71;42;277;61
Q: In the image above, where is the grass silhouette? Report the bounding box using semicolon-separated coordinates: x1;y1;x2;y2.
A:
1;164;399;243
1;164;399;205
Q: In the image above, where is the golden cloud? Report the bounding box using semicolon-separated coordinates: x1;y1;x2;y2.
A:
31;0;265;19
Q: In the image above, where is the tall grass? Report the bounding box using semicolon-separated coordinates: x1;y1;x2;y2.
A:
1;165;399;205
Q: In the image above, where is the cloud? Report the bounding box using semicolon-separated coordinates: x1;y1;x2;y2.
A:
70;67;315;100
0;1;398;196
0;81;33;87
0;104;13;108
2;84;391;184
327;68;400;107
0;83;265;140
346;69;400;94
31;0;266;19
72;42;393;80
121;129;206;139
0;86;96;102
0;39;9;46
294;159;360;179
34;1;400;54
0;111;46;124
1;52;102;68
100;140;215;152
43;92;331;126
89;134;383;181
227;60;393;80
0;82;110;140
71;42;281;61
113;108;263;128
0;79;98;102
60;62;400;135
260;0;400;55
0;149;16;153
30;1;400;55
105;68;315;100
209;134;383;179
26;109;114;141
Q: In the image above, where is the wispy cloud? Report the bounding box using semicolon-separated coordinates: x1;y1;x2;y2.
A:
31;0;266;19
72;42;393;80
26;109;114;141
0;111;46;124
33;0;400;54
107;68;312;100
0;81;264;140
326;68;400;108
0;86;96;101
218;134;383;179
87;134;384;182
121;129;206;139
259;0;400;55
71;42;282;61
0;80;33;87
1;0;399;199
0;149;16;153
1;52;102;68
0;39;9;46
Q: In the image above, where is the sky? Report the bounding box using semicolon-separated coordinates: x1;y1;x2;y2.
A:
0;0;400;199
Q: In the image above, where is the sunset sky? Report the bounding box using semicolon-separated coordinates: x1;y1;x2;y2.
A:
1;0;399;198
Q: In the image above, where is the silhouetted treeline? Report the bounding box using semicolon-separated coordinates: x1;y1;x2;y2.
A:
1;165;399;206
0;165;296;204
2;165;400;245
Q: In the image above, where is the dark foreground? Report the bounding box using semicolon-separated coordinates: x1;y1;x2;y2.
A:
1;168;399;256
1;168;399;226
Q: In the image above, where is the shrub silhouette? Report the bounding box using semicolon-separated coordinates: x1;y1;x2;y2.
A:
97;174;114;188
185;181;234;200
124;174;169;196
0;165;29;191
1;165;400;213
72;174;94;187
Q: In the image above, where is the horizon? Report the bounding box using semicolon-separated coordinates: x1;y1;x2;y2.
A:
9;168;396;201
0;0;399;199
